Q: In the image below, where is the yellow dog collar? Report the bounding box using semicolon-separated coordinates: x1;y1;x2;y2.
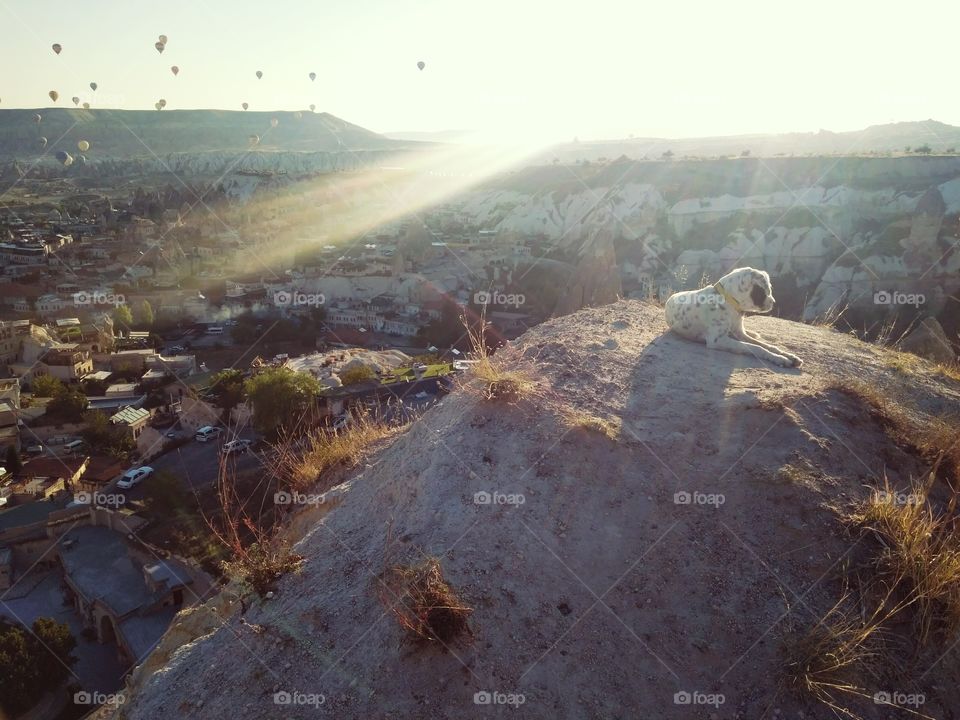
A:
713;282;742;312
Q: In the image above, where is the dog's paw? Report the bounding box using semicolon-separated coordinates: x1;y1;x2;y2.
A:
769;354;795;368
784;353;803;367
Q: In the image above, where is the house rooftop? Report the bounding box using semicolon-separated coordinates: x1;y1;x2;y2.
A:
110;406;150;426
0;497;67;532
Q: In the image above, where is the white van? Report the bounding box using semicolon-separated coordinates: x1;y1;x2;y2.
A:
64;439;87;455
195;426;222;442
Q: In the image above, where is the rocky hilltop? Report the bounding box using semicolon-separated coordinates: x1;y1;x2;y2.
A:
101;301;960;720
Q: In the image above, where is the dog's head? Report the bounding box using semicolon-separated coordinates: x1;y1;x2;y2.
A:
722;267;776;313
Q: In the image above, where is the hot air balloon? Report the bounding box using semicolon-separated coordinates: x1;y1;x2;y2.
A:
38;137;47;149
82;102;90;109
248;135;260;146
72;97;80;106
155;102;162;111
77;140;90;152
155;41;165;53
77;155;87;166
294;111;303;120
256;70;263;79
270;118;279;128
309;104;316;112
48;90;59;102
33;113;41;123
417;61;425;70
52;43;62;55
90;82;99;92
171;66;179;76
309;72;316;81
158;34;168;44
242;102;249;110
55;150;73;166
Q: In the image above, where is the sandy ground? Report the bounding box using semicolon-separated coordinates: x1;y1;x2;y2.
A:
105;300;960;720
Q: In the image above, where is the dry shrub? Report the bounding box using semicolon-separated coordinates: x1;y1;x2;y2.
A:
379;557;472;643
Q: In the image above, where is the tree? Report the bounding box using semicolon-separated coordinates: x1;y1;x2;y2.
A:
113;304;133;329
137;300;154;327
4;446;21;474
244;367;321;436
81;411;134;457
339;365;377;385
740;149;751;157
0;618;76;716
208;369;246;418
46;386;88;422
31;374;63;398
142;470;188;515
914;144;932;154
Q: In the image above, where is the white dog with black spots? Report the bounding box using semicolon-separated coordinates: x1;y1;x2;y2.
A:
664;267;803;368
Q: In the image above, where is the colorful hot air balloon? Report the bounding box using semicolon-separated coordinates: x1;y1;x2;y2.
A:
270;118;279;128
155;41;165;53
309;72;316;81
82;102;90;109
309;104;316;112
248;135;260;146
38;137;47;149
48;90;59;102
417;61;425;70
52;43;62;55
256;70;263;79
77;140;90;152
89;82;98;91
33;113;42;123
72;96;80;106
158;34;168;44
171;66;179;76
242;102;249;110
55;150;73;166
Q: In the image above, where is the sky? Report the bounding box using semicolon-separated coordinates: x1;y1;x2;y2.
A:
1;0;958;144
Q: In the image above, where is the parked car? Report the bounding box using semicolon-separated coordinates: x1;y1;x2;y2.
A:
25;444;43;456
195;426;222;442
220;439;252;455
117;465;154;489
167;345;186;354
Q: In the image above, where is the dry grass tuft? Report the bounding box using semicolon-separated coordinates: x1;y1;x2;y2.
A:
461;312;537;403
780;592;885;718
561;409;621;440
380;557;473;643
221;541;304;597
830;379;960;491
844;476;960;644
277;413;398;490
